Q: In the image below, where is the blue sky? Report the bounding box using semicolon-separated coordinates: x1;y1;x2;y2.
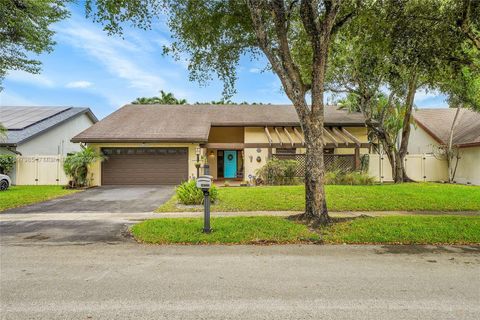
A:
0;4;448;119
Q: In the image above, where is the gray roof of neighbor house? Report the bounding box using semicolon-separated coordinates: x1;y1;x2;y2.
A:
0;106;98;146
413;108;480;148
72;104;366;143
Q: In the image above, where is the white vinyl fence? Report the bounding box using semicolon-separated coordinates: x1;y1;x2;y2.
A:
368;153;448;183
15;155;69;185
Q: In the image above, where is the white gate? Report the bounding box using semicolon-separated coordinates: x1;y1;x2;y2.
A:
15;155;69;185
368;154;448;183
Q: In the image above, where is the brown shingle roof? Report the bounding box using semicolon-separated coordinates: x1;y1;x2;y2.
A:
413;108;480;148
72;104;366;143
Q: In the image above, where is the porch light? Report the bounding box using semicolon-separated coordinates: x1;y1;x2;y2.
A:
209;150;215;157
195;146;201;156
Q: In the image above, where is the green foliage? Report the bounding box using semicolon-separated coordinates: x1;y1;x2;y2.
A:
0;122;7;141
176;180;218;205
322;216;480;245
0;186;78;212
63;146;105;187
0;154;15;174
131;216;320;244
157;183;480;213
0;0;70;89
256;159;299;186
132;90;187;105
324;170;375;185
194;100;268;105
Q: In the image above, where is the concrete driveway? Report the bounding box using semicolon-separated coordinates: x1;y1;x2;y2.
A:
3;185;175;214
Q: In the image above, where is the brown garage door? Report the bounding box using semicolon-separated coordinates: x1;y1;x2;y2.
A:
101;147;188;185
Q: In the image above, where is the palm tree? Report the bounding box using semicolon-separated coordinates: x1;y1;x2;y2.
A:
63;146;105;187
131;90;187;105
0;122;7;142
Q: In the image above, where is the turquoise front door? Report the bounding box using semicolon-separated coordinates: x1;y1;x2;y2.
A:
224;151;237;178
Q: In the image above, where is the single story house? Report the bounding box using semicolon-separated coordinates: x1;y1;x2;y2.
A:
408;108;480;185
0;106;98;184
72;104;369;186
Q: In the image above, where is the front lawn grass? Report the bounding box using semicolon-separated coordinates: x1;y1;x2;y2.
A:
0;186;78;212
157;183;480;212
322;215;480;244
131;216;320;244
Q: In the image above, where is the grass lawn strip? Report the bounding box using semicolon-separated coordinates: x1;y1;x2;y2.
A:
0;186;79;212
322;215;480;245
131;216;320;244
157;183;480;213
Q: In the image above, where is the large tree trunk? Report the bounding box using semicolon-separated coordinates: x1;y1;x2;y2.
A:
447;107;461;183
303;122;329;225
395;72;418;183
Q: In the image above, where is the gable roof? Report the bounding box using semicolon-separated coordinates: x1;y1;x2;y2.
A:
0;106;98;146
413;108;480;148
72;104;366;143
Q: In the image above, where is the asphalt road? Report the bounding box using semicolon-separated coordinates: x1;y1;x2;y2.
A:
1;242;479;320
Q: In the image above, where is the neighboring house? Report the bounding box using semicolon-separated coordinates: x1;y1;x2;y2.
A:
409;108;480;185
72;104;369;186
0;106;98;184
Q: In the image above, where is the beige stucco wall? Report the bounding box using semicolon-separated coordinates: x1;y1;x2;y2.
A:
208;127;244;143
333;127;369;155
244;147;269;181
206;149;218;179
17;114;94;156
87;143;199;186
407;124;440;154
455;147;480;185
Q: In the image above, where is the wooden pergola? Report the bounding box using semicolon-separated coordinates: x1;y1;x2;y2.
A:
201;126;369;170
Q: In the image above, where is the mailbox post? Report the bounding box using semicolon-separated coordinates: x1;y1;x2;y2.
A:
196;175;213;233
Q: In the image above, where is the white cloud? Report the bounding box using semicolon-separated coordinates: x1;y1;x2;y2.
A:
65;80;93;89
6;70;55;88
55;20;166;93
249;68;262;73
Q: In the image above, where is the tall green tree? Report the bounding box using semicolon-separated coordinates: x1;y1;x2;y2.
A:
0;0;70;89
85;0;362;224
131;90;187;104
327;0;480;182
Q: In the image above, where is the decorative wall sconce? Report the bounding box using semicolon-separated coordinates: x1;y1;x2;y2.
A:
249;155;253;162
209;150;215;157
256;156;262;163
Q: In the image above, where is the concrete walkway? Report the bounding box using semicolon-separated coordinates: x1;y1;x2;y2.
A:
1;210;478;223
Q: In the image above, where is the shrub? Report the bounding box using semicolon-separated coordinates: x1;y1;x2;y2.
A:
64;146;105;187
0;154;15;174
176;180;218;205
256;159;299;185
325;170;375;185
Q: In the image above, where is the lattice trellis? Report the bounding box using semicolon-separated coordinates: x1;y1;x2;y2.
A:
272;154;356;177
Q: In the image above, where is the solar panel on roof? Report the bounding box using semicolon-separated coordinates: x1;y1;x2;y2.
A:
0;107;69;129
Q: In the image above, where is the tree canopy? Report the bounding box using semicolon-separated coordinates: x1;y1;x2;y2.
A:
131;90;187;104
0;0;70;89
84;0;480;222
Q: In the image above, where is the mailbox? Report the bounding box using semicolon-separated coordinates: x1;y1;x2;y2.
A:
196;176;212;190
197;175;213;233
